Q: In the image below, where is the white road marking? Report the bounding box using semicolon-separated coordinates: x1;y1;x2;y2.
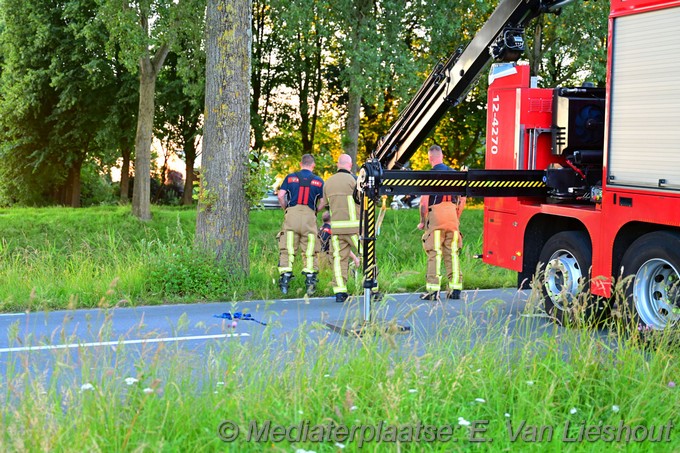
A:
0;332;250;353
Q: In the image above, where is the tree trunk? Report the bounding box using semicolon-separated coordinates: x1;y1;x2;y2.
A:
67;160;82;208
132;41;170;220
298;69;312;154
182;140;196;205
120;147;131;202
132;71;156;220
57;158;83;207
344;87;361;171
196;0;251;272
342;0;372;172
531;16;544;78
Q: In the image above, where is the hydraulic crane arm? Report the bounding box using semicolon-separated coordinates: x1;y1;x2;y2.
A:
375;0;575;170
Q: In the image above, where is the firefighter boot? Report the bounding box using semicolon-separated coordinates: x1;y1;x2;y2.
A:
447;290;461;300
420;291;440;301
279;272;293;295
304;272;318;296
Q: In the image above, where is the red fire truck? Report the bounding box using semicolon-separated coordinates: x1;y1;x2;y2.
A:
357;0;680;330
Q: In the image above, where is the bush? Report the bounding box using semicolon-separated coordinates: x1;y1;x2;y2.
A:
80;162;117;206
148;243;234;300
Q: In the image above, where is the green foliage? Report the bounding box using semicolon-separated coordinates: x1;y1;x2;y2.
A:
528;1;609;87
97;0;205;75
266;111;306;177
0;0;69;203
80;162;118;206
154;41;205;193
265;112;340;183
244;151;275;207
148;242;234;299
0;0;133;206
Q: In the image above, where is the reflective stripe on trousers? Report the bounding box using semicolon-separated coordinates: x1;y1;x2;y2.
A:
302;233;316;274
331;233;359;294
277;230;296;274
425;229;462;292
277;231;317;274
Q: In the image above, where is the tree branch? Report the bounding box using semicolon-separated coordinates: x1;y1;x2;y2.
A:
151;42;171;76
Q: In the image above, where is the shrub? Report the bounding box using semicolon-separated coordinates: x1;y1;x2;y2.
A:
148;243;234;300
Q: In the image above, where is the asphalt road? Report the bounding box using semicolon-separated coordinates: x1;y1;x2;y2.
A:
0;288;560;379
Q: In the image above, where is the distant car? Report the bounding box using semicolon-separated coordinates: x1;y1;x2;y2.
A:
390;194;421;210
258;189;280;209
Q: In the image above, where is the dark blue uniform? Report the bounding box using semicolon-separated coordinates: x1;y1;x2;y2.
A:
278;169;325;278
280;170;324;211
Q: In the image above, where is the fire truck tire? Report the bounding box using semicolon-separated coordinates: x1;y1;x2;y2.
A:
537;231;592;325
620;231;680;331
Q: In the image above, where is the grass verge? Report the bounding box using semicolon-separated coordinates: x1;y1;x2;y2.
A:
0;205;515;311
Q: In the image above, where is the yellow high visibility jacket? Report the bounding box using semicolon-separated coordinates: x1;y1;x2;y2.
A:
323;169;360;235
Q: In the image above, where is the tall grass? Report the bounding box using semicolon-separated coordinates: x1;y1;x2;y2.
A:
1;298;678;451
0;205;514;311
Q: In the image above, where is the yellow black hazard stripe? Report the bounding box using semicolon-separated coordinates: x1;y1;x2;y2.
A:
382;178;545;188
378;169;547;198
467;180;545;188
381;179;467;187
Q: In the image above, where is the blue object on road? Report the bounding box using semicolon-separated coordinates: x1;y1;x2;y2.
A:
214;311;267;325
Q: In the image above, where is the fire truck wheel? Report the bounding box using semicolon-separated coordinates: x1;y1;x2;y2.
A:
621;232;680;331
537;231;592;325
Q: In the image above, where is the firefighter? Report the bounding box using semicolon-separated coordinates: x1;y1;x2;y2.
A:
277;154;326;295
417;145;466;301
323;154;361;303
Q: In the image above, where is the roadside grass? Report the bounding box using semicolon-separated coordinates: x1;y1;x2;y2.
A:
1;296;679;452
0;205;515;311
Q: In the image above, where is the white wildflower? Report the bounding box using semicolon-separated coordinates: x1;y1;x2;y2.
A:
526;380;534;386
334;443;346;449
408;389;418;393
124;377;139;386
80;383;94;392
504;413;511;418
216;381;225;386
350;406;358;412
475;398;486;403
612;405;620;413
458;417;471;426
570;407;578;415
